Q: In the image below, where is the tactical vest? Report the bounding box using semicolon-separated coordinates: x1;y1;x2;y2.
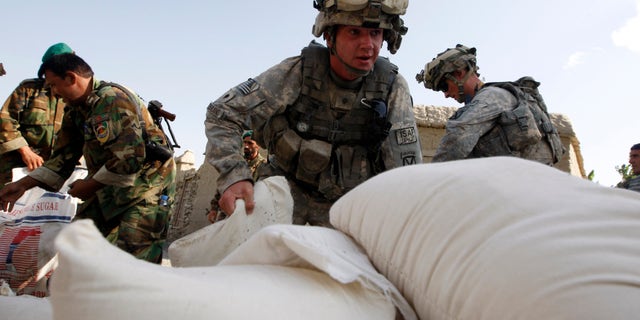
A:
484;77;565;164
266;41;397;200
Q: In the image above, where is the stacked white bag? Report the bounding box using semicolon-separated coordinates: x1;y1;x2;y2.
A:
330;157;640;320
49;176;417;320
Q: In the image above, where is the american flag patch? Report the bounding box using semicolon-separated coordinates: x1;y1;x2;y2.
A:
236;78;258;95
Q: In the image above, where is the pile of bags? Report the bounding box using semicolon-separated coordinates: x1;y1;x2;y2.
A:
2;157;640;320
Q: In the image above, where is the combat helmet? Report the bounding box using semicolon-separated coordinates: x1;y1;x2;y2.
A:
415;44;479;92
312;0;408;54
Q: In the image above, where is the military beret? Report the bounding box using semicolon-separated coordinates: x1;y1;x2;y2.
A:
242;130;254;139
41;43;73;63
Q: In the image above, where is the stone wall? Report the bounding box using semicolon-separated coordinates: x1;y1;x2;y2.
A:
167;105;586;242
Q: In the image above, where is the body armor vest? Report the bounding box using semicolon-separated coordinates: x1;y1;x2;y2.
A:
266;41;397;200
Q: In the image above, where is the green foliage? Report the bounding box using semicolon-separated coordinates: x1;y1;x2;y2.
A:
587;170;595;181
616;163;633;181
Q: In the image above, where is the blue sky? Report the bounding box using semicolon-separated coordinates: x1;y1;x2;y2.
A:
2;0;639;187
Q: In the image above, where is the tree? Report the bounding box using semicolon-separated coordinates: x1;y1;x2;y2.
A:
616;163;632;181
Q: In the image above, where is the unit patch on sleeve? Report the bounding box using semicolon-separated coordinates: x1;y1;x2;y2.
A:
395;127;417;145
92;114;111;144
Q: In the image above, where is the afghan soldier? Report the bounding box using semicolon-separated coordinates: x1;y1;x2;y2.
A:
0;52;176;264
205;0;422;227
242;130;267;182
617;143;640;192
0;43;72;188
416;44;565;165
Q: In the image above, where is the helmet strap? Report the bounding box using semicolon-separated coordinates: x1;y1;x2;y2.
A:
446;65;475;103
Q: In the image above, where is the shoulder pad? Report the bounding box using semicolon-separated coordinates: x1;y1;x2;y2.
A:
19;78;45;87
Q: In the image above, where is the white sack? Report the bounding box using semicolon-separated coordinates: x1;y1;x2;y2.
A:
50;219;398;320
0;295;52;320
169;176;293;267
9;166;87;211
220;224;417;320
0;192;77;296
330;157;640;320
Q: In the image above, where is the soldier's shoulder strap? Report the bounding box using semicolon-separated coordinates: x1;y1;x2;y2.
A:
19;78;45;87
95;81;149;139
300;40;330;99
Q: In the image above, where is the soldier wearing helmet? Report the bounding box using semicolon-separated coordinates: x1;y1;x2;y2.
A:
416;44;480;104
416;44;564;165
205;0;422;228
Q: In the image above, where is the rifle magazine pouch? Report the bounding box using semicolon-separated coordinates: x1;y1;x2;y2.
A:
296;139;332;185
474;126;513;157
336;145;372;190
274;129;302;172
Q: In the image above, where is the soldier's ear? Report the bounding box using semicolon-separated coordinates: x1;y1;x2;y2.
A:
63;71;78;85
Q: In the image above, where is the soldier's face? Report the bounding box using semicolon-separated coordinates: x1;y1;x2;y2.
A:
44;71;84;103
629;149;640;175
243;137;260;160
443;70;474;104
442;78;460;102
329;25;383;80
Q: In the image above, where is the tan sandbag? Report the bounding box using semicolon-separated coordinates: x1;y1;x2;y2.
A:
49;219;398;320
168;176;293;267
330;157;640;320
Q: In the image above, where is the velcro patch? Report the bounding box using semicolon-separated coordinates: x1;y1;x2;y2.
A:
395;127;417;145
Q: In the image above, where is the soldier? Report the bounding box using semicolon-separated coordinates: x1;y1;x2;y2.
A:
242;130;267;182
0;43;72;188
0;52;176;264
205;0;422;227
416;44;564;165
616;143;640;192
206;130;267;223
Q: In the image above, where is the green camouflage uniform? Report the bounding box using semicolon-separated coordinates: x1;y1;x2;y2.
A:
205;42;422;227
29;78;176;263
247;153;266;182
0;78;65;186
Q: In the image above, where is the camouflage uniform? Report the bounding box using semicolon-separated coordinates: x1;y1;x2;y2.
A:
432;85;555;164
247;152;266;182
29;78;176;263
205;42;422;227
617;176;640;192
0;78;65;186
